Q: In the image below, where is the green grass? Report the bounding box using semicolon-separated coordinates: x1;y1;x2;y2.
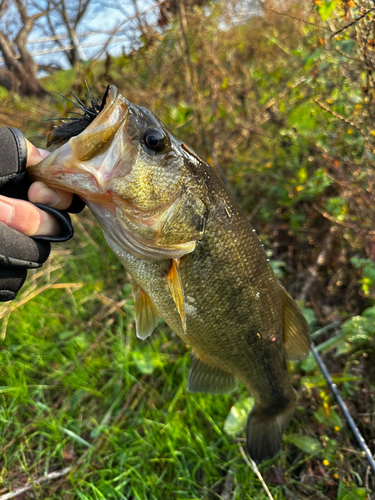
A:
1;4;375;494
0;211;372;500
0;211;262;499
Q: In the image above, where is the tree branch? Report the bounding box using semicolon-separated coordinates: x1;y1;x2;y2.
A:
330;8;375;39
0;0;7;17
0;467;72;500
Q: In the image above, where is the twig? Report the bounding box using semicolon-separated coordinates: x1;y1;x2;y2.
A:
270;8;329;31
334;44;363;63
298;228;335;303
0;312;10;340
93;291;128;318
239;445;274;500
0;282;83;320
0;466;72;500
330;8;375;39
314;98;367;139
365;465;371;500
312;203;375;235
220;467;236;500
178;0;209;158
87;0;165;71
311;344;375;475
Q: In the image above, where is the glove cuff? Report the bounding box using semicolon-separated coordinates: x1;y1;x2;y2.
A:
0;223;51;268
0;128;27;183
8;128;28;172
32;204;74;242
0;266;27;302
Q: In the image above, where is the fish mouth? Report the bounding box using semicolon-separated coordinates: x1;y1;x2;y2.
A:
28;85;130;203
27;85;198;261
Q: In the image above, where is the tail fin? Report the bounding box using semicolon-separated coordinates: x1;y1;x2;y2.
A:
246;393;297;464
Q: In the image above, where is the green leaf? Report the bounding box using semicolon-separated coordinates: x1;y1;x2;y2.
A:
342;490;368;500
296;302;317;326
289;101;317;132
337;481;367;500
133;351;154;375
269;259;286;279
287;434;322;454
224;398;254;435
297;166;307;183
58;425;92;448
300;352;316;373
316;0;337;22
363;306;375;317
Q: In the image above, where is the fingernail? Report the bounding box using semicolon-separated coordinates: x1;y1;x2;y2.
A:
37;148;50;159
0;199;13;224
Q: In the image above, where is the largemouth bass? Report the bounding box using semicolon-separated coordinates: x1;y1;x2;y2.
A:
28;85;310;463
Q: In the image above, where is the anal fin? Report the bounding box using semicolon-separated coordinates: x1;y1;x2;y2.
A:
133;284;159;340
281;285;311;360
187;353;237;394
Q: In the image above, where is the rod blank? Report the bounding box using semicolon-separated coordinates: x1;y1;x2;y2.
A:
311;343;375;475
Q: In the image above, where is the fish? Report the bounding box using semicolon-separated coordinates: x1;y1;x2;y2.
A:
28;85;311;463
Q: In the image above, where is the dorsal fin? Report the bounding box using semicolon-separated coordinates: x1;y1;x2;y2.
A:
133;284;159;339
281;286;311;360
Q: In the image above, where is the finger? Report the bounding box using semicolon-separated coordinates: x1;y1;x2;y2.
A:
0;195;61;237
25;139;49;167
28;181;73;210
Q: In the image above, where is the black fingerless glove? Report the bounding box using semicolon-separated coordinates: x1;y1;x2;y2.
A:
0;127;84;302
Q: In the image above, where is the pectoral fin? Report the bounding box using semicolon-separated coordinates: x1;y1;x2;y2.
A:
133;284;159;340
167;258;186;334
281;286;311;360
187;353;238;394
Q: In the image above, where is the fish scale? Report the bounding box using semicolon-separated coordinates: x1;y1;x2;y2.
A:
28;85;311;463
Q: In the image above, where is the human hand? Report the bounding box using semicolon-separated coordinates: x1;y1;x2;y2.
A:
0;127;83;301
0;139;75;237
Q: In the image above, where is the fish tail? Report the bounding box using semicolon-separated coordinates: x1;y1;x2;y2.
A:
246;391;297;464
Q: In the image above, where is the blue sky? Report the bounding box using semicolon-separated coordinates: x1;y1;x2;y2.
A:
25;0;159;69
1;0;262;71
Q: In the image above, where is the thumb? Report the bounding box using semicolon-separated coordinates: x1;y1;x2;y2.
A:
25;139;50;167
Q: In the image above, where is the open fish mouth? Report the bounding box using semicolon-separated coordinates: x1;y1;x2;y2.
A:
28;86;130;203
28;85;204;262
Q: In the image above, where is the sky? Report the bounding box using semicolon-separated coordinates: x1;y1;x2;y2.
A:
26;0;159;70
1;0;263;71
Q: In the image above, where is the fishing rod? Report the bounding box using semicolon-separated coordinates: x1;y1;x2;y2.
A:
311;339;375;474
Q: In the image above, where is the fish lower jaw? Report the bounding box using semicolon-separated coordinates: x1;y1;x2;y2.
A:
42;171;113;204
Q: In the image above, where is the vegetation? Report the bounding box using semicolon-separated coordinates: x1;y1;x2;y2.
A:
0;0;375;498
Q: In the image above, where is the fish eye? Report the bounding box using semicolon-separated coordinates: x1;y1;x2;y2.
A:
143;128;166;153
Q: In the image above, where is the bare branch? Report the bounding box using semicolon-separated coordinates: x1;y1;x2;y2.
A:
270;7;330;31
314;98;370;142
75;0;91;28
239;446;275;500
0;466;72;500
0;0;7;17
330;7;375;38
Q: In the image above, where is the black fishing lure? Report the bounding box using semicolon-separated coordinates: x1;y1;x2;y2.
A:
47;86;109;150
